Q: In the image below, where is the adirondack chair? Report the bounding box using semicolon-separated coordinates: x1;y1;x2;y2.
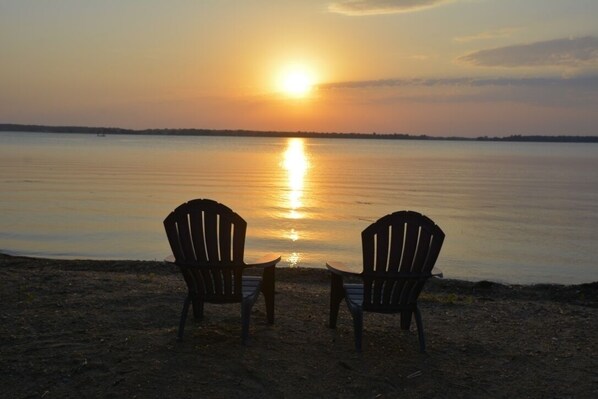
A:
327;211;445;352
164;199;280;344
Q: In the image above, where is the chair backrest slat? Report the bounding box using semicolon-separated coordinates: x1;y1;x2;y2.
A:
164;199;247;302
412;228;432;273
219;215;233;263
189;210;208;263
387;223;405;273
361;211;444;310
374;225;390;272
164;217;185;261
203;208;219;262
175;212;197;262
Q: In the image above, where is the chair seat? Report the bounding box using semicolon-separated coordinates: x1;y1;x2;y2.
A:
242;276;262;299
343;283;364;308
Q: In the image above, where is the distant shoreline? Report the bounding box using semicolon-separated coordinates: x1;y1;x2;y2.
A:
1;123;598;143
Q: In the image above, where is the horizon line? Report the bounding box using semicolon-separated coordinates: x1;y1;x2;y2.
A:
1;123;597;143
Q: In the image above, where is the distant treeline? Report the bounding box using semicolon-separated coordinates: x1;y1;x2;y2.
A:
1;123;597;143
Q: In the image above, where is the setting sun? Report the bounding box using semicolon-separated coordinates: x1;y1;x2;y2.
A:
278;66;315;98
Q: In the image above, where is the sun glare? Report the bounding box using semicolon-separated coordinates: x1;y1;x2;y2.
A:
279;66;314;98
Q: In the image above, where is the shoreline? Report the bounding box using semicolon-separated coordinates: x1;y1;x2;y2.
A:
2;253;596;306
2;253;597;398
1;250;594;287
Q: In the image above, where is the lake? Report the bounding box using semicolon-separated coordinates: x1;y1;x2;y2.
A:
1;131;597;284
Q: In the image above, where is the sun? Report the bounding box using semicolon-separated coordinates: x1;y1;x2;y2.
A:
278;66;314;98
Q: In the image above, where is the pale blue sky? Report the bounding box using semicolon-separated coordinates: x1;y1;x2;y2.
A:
1;0;597;136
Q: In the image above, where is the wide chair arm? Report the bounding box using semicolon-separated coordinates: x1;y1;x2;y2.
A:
326;261;362;277
245;253;281;268
246;254;280;325
326;261;362;329
163;254;281;268
164;254;176;264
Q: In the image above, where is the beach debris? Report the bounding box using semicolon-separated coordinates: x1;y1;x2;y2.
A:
339;361;352;370
407;370;422;379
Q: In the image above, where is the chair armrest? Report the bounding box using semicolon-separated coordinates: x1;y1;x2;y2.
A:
165;254;280;268
245;254;281;268
326;261;362;277
164;254;176;264
432;268;443;278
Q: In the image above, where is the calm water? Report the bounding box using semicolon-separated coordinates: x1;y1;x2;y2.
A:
1;131;597;284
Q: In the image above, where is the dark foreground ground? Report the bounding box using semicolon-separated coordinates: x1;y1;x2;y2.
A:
1;253;597;398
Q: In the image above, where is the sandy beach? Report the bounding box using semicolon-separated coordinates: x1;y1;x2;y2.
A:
1;253;596;398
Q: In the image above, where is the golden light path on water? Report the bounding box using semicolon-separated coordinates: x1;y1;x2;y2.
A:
281;138;309;267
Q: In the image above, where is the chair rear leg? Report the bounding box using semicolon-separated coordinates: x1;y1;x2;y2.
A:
400;310;413;330
191;297;204;320
177;295;192;341
414;306;426;353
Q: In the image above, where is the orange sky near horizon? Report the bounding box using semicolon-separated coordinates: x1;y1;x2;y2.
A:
1;1;598;136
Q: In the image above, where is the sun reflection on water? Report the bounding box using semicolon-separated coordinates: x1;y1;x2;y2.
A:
287;228;299;242
286;252;301;267
281;138;310;267
283;138;309;220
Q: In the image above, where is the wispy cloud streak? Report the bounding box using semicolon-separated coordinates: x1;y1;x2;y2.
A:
318;75;598;108
328;0;455;16
320;76;598;90
454;27;520;43
459;36;598;67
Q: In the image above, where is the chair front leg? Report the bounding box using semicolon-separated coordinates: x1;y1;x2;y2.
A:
329;273;345;328
351;308;363;352
261;265;275;324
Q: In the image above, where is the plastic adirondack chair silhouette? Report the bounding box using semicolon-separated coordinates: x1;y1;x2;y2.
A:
327;211;444;352
164;199;280;344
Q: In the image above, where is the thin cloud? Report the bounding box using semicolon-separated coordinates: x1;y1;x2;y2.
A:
459;36;598;67
454;27;520;43
318;76;598;108
406;54;435;61
320;76;598;90
328;0;455;16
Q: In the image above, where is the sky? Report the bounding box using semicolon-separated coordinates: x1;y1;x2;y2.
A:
1;0;598;137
